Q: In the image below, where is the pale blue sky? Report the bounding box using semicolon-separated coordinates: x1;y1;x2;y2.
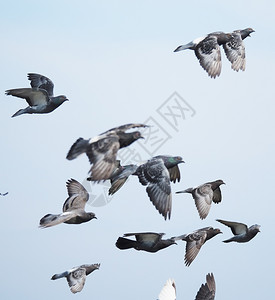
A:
1;1;274;299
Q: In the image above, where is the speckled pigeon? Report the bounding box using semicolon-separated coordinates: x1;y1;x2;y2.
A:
5;73;68;117
173;227;222;266
216;219;260;243
174;32;232;78
195;273;216;300
39;179;96;228
108;160;138;195
66;123;147;182
223;28;255;72
51;263;100;294
176;179;225;219
116;232;177;253
133;155;184;220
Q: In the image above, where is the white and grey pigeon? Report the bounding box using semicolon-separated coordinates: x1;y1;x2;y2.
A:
5;73;68;117
39;179;96;228
133;155;184;220
176;180;225;219
116;232;178;253
51;263;100;294
158;273;215;300
216;219;260;243
173;227;222;266
66;123;148;182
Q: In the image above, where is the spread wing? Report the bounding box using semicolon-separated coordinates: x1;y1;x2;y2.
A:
27;73;54;96
216;219;247;235
5;88;49;106
193;184;213;219
67;268;86;294
101;123;148;135
195;273;216;300
86;135;120;182
159;279;176;300
195;36;221;78
136;158;172;220
184;230;207;266
123;232;164;244
212;186;222;204
63;179;89;212
223;32;245;72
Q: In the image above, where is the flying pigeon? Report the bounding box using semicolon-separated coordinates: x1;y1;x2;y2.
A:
51;263;100;294
223;28;255;72
5;73;68;117
133;155;184;220
216;219;260;243
173;227;222;266
0;192;8;196
108;161;138;195
176;179;225;219
115;232;177;253
158;273;215;300
39;179;96;228
174;28;254;78
66;123;148;182
195;273;216;300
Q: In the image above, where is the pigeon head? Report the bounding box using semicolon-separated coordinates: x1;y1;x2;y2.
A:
53;95;69;106
250;224;261;233
239;28;255;39
207;228;222;240
164;156;184;168
87;212;97;221
211;179;225;189
118;131;143;148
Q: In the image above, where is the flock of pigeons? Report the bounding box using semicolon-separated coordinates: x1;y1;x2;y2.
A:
5;28;259;298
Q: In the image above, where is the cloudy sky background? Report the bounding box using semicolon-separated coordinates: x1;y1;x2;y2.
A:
1;1;274;299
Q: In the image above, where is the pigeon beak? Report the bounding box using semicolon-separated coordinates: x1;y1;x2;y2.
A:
179;160;185;164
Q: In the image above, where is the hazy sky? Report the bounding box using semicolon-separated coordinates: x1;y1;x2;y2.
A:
1;1;274;299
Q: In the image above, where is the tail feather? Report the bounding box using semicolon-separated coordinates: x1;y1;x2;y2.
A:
39;213;69;228
171;234;187;241
66;138;89;160
176;188;193;194
174;42;194;52
116;237;137;250
51;271;69;280
12;109;27;117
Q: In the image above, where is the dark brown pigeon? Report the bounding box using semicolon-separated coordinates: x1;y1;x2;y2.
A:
133;155;184;220
216;219;260;243
51;263;100;294
66;123;147;182
176;180;225;219
116;232;177;253
195;273;216;300
173;227;222;266
5;73;68;117
39;179;96;228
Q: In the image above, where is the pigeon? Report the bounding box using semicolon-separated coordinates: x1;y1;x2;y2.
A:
195;273;216;300
115;232;177;253
176;180;225;219
5;73;68;117
39;179;96;228
173;227;222;266
158;273;215;300
174;31;232;78
158;278;176;300
216;219;260;243
223;28;255;72
133;155;184;220
0;192;8;196
66;123;148;182
51;263;100;294
108;161;138;195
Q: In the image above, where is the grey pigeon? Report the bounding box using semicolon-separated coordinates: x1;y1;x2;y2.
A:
39;179;96;228
174;31;232;78
195;273;216;300
216;219;260;243
158;273;215;300
108;161;138;195
176;180;225;219
115;232;177;253
51;263;100;294
223;28;255;72
66;123;148;182
173;227;222;266
5;73;68;117
133;155;184;220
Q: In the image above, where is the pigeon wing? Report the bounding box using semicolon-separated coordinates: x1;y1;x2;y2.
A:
159;279;176;300
193;184;213;219
124;232;164;245
101;123;148;135
27;73;54;96
212;186;222;204
5;88;49;106
195;273;216;300
223;32;245;72
63;179;89;212
67;267;86;294
184;230;207;266
87;136;120;181
195;36;222;78
168;165;181;183
216;219;247;235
